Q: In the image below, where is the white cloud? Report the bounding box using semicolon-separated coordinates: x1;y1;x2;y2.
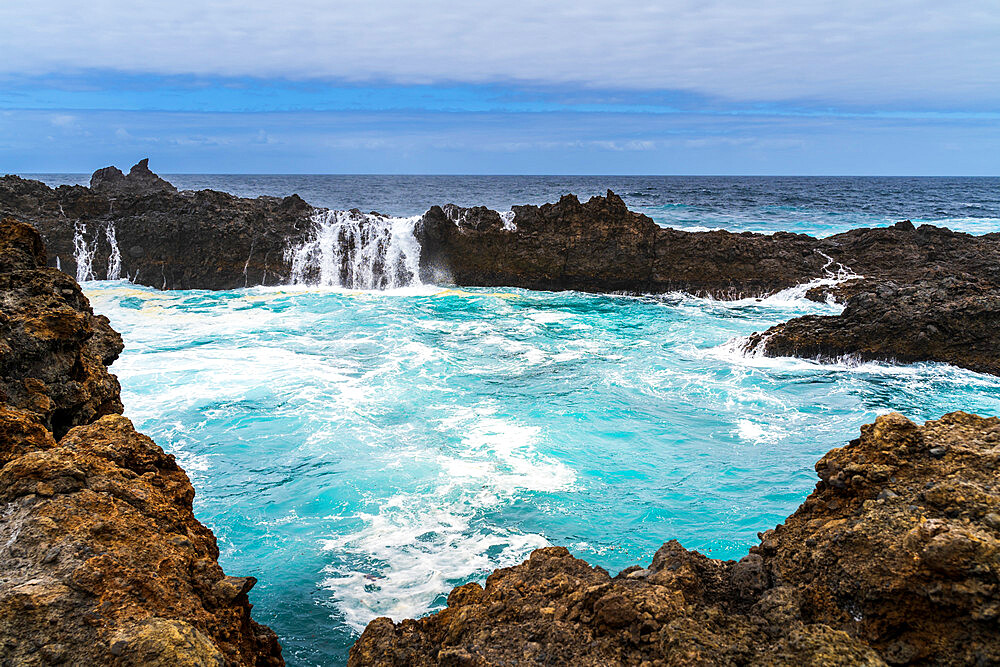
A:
0;0;997;105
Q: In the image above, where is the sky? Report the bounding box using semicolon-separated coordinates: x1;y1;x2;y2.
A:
1;0;998;174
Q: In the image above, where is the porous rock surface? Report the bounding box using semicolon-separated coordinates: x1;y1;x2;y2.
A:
748;277;1000;376
0;218;283;665
350;411;1000;666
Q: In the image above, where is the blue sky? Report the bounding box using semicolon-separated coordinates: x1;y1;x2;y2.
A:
1;1;998;174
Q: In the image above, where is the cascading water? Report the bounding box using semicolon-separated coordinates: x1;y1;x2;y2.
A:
286;210;422;289
73;222;123;281
105;223;122;281
73;223;95;282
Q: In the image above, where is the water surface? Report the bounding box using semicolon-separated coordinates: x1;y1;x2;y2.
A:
85;280;1000;666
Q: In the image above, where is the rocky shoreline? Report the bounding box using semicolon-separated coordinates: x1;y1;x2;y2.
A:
0;217;283;665
350;411;1000;666
3;161;999;375
2;165;1000;664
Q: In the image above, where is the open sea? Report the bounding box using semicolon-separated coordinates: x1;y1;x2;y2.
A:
26;174;1000;665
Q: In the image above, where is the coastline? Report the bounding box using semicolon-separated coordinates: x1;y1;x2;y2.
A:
1;163;999;664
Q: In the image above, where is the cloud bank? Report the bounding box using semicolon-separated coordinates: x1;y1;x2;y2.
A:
2;0;998;106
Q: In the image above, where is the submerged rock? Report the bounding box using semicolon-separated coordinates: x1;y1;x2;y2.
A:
350;411;1000;666
0;218;283;665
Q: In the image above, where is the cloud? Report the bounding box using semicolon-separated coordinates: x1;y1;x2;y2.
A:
1;1;997;106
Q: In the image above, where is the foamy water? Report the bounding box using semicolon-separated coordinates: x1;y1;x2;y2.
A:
84;279;1000;665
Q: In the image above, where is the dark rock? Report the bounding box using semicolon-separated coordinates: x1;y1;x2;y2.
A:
746;277;1000;376
1;166;314;290
90;159;177;196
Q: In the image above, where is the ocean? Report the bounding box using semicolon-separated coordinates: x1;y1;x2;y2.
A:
28;174;1000;665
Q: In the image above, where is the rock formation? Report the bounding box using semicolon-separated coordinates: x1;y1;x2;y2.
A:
2;161;999;372
748;277;1000;376
0;218;283;665
0;163;314;289
417;192;828;297
350;411;1000;666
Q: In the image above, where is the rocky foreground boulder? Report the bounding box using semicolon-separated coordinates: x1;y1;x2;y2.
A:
351;411;1000;666
0;218;282;665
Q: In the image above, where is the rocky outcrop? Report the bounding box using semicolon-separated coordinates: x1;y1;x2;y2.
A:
419;200;1000;374
747;277;1000;375
4;164;1000;372
90;158;178;197
417;192;829;297
0;162;314;290
0;218;283;665
350;411;1000;666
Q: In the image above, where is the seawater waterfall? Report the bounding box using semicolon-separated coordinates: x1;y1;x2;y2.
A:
72;222;123;282
73;223;95;282
286;210;423;289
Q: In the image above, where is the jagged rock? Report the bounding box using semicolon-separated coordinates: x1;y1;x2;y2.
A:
0;218;283;665
350;412;1000;666
90;158;178;196
0;217;123;437
3;166;1000;371
417;191;828;297
747;277;1000;375
0;166;315;289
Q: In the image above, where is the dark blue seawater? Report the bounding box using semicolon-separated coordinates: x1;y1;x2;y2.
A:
23;173;1000;665
24;174;1000;236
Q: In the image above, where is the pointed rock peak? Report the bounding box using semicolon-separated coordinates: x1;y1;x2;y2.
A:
90;159;177;196
129;158;153;176
605;190;627;208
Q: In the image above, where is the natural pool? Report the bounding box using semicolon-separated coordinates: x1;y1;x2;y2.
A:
85;280;1000;665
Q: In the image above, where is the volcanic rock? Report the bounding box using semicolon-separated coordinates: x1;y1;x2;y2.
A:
0;218;283;665
0;161;315;289
747;277;1000;375
350;411;1000;666
90;158;178;197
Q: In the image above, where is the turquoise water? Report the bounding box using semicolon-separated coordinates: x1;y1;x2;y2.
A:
84;280;1000;665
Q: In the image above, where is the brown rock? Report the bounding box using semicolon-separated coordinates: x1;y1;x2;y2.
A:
350;412;1000;666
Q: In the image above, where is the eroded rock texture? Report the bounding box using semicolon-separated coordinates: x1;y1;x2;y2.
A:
4;163;1000;372
417;192;828;297
351;412;1000;666
748;277;1000;376
0;218;283;665
0;164;314;290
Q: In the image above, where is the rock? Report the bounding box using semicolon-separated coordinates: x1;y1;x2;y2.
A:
0;219;283;665
0;217;123;437
1;167;314;290
349;411;1000;665
90;159;178;196
746;277;1000;376
4;168;1000;373
417;191;827;297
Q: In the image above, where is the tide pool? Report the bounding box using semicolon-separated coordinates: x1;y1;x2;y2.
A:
85;280;1000;666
